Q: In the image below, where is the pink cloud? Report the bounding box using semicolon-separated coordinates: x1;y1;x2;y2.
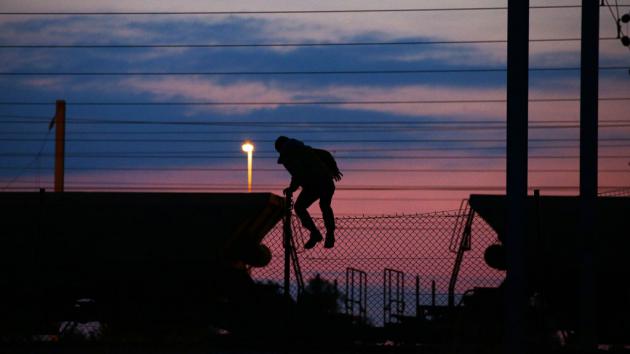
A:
118;75;629;122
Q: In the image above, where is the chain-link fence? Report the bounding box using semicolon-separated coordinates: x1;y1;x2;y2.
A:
252;204;505;326
254;188;630;327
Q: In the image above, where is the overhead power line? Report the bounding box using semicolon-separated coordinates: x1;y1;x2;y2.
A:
1;5;628;16
2;166;628;173
2;121;630;132
0;38;622;49
2;153;627;160
1;66;627;76
1;97;629;106
2;114;630;127
1;137;629;143
602;0;630;52
6;143;628;154
4;144;630;153
2;128;630;136
0;129;52;191
2;183;627;193
3;127;630;134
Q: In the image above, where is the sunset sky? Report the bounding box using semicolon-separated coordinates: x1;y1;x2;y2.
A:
1;0;629;215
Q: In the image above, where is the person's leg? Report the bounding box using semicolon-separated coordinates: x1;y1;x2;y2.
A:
294;187;322;249
319;181;336;248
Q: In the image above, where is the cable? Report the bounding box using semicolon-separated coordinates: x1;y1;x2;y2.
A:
2;129;629;136
0;37;624;49
2;153;627;160
2;123;630;133
1;5;628;16
2;120;630;131
604;0;626;37
603;0;630;52
2;97;629;106
2;66;628;76
5;143;630;154
1;166;628;173
3;115;630;125
1;137;629;143
0;129;52;191
2;183;627;192
4;145;630;154
3;115;630;130
3;114;630;126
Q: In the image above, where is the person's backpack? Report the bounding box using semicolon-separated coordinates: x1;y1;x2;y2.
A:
313;148;343;182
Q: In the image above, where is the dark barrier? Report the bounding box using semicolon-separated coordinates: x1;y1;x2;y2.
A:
0;191;284;340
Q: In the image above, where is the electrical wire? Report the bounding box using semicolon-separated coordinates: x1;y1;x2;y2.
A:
3;114;630;126
2;123;630;133
1;166;628;173
1;137;629;143
1;153;627;160
0;38;623;49
603;0;630;52
2;129;629;136
2;182;627;192
0;129;52;191
2;115;630;132
1;5;629;16
1;97;629;107
9;144;630;154
1;66;628;76
1;5;627;198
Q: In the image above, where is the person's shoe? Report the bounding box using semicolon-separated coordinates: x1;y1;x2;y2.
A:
324;231;335;249
304;230;323;249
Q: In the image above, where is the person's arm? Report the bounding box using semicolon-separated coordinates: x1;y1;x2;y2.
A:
284;176;300;195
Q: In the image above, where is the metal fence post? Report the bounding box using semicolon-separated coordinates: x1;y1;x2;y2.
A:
283;193;293;300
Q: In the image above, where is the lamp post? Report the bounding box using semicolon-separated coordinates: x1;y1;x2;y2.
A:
241;141;254;192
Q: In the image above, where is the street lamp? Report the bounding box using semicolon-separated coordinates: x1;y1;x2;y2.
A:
241;141;254;192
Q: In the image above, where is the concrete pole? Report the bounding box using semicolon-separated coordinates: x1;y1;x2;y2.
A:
505;1;529;353
579;0;599;350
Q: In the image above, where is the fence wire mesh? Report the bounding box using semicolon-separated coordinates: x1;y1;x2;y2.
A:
253;188;630;326
252;206;505;326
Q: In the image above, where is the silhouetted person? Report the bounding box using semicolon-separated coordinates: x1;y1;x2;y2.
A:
275;136;342;249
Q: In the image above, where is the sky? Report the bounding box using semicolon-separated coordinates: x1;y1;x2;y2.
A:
1;0;629;215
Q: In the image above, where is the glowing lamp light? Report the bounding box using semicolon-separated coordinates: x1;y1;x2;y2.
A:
241;141;254;192
242;142;254;153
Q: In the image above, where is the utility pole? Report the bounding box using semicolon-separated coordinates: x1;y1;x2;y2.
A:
579;0;599;350
505;1;529;353
53;100;66;192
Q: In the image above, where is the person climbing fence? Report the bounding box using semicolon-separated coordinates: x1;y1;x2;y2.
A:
275;136;342;249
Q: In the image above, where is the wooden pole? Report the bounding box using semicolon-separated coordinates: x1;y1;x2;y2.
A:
54;100;66;192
